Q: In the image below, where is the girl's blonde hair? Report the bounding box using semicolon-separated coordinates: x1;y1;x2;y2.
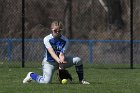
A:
51;21;64;30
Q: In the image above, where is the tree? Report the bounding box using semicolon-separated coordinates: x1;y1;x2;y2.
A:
64;0;72;39
99;0;124;30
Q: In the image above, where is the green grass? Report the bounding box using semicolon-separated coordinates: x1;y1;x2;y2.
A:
0;63;140;93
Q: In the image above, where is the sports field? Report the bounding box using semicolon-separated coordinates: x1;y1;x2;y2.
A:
0;63;140;93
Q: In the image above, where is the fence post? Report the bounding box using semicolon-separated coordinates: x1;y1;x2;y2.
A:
89;40;93;64
130;0;133;69
7;39;12;63
22;0;25;68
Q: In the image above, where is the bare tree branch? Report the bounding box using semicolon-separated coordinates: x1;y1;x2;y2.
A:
99;0;108;12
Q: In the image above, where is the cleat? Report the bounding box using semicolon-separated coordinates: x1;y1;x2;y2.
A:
80;80;90;84
23;72;33;84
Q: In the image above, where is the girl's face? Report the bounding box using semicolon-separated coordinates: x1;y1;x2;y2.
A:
52;26;62;39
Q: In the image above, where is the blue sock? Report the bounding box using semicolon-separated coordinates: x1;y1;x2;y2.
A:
75;65;84;81
30;73;38;81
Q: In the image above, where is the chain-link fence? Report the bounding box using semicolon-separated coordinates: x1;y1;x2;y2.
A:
0;0;140;68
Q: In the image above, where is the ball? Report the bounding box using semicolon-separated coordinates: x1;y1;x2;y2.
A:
61;79;68;84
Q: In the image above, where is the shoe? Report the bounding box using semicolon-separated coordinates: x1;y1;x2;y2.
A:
23;72;33;84
80;80;90;84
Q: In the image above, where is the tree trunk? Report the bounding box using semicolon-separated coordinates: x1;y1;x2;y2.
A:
64;0;72;39
106;0;124;30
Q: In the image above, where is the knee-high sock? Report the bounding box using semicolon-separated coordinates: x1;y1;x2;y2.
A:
75;64;84;81
30;73;38;81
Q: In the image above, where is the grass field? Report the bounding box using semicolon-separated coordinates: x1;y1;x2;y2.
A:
0;63;140;93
